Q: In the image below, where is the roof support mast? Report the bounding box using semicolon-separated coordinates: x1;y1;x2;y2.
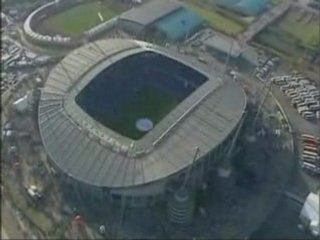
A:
218;110;247;178
180;146;200;190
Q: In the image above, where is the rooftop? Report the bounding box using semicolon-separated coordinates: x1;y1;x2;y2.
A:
119;0;182;26
154;7;203;42
203;32;244;58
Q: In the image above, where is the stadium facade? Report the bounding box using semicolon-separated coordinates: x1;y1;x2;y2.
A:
38;38;247;207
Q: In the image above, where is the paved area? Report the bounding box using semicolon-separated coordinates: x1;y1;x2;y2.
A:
240;75;319;239
251;160;318;240
251;197;315;239
1;227;9;239
1;199;25;239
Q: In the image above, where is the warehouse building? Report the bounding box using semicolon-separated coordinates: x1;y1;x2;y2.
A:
118;0;204;42
212;0;268;16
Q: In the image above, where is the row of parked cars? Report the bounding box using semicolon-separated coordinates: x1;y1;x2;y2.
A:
255;56;279;81
300;134;320;175
272;74;320;121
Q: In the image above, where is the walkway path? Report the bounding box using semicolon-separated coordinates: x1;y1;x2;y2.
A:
238;0;291;44
1;227;9;239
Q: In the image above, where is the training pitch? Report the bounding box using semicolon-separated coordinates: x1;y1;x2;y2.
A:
37;1;121;37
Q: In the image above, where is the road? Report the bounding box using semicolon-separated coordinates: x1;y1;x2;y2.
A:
1;199;25;240
238;0;291;43
1;227;9;239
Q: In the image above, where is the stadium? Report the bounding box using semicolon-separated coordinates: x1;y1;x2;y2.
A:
23;0;120;47
38;38;247;210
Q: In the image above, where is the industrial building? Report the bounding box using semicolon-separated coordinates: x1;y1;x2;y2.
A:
118;0;204;42
38;39;246;219
196;29;259;67
212;0;268;16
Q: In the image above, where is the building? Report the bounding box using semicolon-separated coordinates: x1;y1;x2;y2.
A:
300;191;319;237
212;0;268;16
118;0;203;42
38;38;246;208
198;29;259;67
203;32;244;59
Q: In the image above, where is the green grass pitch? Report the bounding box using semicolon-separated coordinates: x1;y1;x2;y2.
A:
42;1;120;36
102;85;179;140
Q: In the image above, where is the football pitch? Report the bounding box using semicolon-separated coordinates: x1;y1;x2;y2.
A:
38;1;121;36
254;7;320;58
101;85;179;140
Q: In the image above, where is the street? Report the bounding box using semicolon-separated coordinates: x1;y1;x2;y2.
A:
1;227;9;239
1;199;25;239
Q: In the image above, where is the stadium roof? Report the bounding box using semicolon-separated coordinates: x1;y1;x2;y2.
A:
119;0;181;26
154;7;203;42
39;39;246;188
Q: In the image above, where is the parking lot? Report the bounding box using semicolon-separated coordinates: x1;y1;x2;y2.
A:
272;74;320;121
271;82;320;135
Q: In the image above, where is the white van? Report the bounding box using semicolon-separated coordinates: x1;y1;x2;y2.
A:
285;89;297;95
280;85;292;92
302;162;320;174
303;112;316;120
303;150;319;158
310;92;320;98
292;97;304;105
297;102;309;108
287;92;299;98
273;78;287;86
297;89;308;94
299;79;310;85
298;106;310;114
305;85;317;90
303;145;319;153
310;104;320;111
305;100;317;106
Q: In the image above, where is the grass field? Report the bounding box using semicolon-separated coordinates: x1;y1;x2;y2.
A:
39;1;121;36
276;9;320;49
183;1;245;35
254;28;305;57
254;8;320;58
104;85;178;140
